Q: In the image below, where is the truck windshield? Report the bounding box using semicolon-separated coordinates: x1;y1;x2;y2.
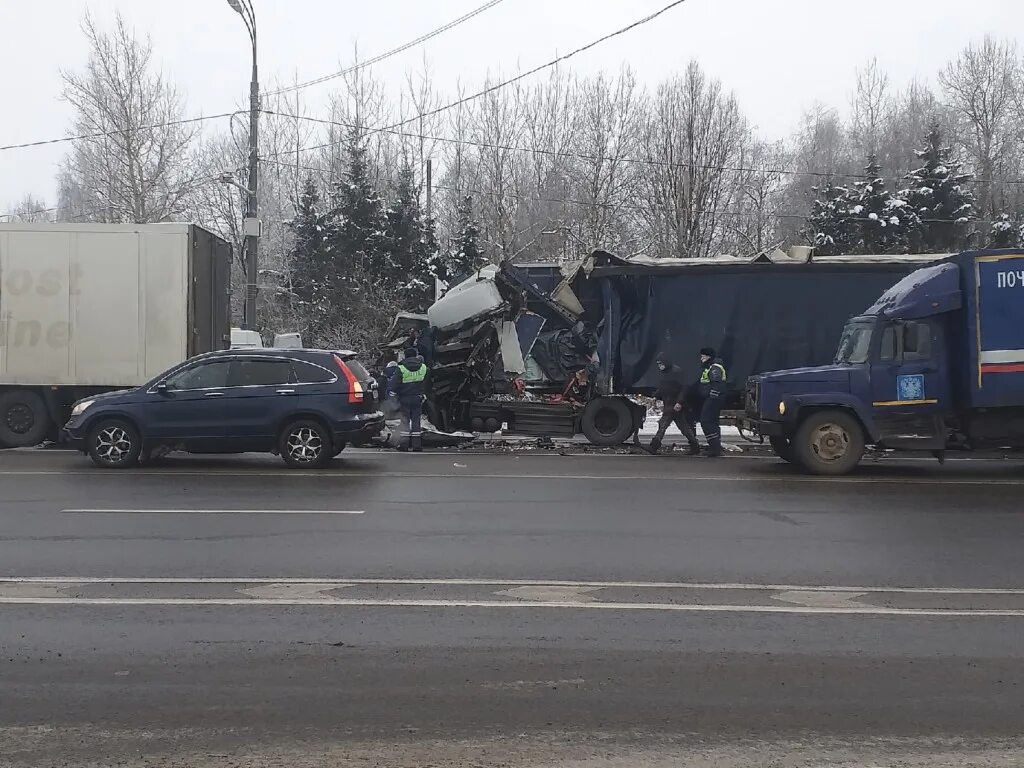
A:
835;321;874;364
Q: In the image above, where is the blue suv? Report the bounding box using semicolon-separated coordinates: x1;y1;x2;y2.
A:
63;349;384;469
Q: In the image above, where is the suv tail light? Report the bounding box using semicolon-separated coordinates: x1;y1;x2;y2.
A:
333;354;365;404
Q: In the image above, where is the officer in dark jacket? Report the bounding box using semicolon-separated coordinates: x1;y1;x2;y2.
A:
647;355;700;455
388;347;428;452
696;347;727;457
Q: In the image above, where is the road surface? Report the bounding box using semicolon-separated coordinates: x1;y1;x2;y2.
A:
2;447;1023;767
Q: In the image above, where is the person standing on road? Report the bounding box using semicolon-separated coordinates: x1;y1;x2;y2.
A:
388;347;428;452
696;347;727;457
647;355;701;455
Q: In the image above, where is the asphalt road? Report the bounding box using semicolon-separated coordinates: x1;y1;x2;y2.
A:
2;447;1024;767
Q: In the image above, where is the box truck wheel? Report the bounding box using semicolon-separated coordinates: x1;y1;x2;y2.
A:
768;436;796;463
581;397;633;446
794;410;864;476
0;390;51;448
87;419;142;469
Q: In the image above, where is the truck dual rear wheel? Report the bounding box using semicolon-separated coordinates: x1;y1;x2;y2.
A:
0;390;52;449
794;410;865;476
581;397;635;446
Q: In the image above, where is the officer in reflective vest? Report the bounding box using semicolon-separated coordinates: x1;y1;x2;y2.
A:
388;347;428;452
697;347;727;457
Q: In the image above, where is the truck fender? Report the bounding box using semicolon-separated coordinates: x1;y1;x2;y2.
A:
787;395;879;443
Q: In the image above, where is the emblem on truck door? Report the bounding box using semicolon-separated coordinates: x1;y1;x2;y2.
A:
897;374;925;402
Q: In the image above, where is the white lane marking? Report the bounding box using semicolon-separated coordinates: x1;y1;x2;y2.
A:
773;589;870;608
496;585;603;603
3;469;1023;485
239;583;352;600
2;577;1023;595
0;595;1022;617
61;509;365;515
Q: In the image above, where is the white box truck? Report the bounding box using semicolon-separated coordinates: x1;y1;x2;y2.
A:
0;223;231;447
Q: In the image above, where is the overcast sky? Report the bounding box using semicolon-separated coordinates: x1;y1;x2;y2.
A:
1;0;1021;211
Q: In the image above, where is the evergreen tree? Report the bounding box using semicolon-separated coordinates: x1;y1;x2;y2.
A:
990;214;1021;248
329;127;388;294
851;155;919;254
443;196;484;279
384;165;438;312
286;176;337;343
902;123;975;252
805;185;858;256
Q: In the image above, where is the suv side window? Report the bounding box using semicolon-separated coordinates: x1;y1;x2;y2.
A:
165;361;232;391
229;359;293;387
291;360;336;384
901;321;932;361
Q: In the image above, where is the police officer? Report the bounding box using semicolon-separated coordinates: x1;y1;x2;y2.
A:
647;355;701;455
388;347;428;452
697;347;727;457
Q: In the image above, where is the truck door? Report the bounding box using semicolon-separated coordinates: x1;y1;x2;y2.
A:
869;318;950;448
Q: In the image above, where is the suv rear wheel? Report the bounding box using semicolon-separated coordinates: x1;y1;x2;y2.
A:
87;419;142;469
279;419;332;469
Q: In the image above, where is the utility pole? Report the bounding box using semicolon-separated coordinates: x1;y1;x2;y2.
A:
425;158;433;221
227;0;260;331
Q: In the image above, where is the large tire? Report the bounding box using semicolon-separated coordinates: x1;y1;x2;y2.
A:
87;418;142;469
794;410;865;476
0;389;52;448
581;397;634;446
769;436;796;464
279;419;333;469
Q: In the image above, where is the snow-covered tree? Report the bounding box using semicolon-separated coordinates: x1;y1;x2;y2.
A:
287;177;336;342
989;214;1020;248
441;196;484;280
385;165;437;312
851;156;919;254
329;127;388;283
902;123;975;252
805;185;857;256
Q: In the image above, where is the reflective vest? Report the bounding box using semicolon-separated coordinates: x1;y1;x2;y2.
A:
399;364;427;383
700;363;726;384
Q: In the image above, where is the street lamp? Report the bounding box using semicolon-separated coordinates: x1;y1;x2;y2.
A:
226;0;260;331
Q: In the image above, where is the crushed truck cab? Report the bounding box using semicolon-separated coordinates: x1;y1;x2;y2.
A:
743;250;1024;474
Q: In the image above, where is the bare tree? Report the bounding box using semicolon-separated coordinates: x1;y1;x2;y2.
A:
3;194;53;223
724;138;789;254
849;58;891;158
57;11;201;223
939;36;1021;218
637;61;747;258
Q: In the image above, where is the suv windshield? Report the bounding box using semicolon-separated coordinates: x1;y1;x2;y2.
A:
835;321;874;364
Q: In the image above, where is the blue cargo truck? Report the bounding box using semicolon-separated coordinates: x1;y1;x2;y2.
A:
742;249;1024;474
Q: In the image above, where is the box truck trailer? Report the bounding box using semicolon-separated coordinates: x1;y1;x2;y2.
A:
0;223;231;447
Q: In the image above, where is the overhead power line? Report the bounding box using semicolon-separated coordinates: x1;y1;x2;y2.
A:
279;0;691;159
0;111;242;153
263;110;1024;187
264;0;506;96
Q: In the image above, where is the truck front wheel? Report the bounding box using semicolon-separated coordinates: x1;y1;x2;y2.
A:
794;410;865;476
0;390;52;449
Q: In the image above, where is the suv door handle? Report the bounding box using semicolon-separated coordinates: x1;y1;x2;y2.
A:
276;389;296;394
204;391;224;398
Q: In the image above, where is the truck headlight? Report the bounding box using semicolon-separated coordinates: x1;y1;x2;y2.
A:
71;399;95;417
778;401;786;415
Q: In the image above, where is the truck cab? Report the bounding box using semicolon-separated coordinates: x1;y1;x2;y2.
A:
745;251;1024;474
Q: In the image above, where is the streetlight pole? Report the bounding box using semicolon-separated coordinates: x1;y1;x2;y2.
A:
227;0;259;331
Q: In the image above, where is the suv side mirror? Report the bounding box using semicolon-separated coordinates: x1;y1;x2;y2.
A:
156;382;169;394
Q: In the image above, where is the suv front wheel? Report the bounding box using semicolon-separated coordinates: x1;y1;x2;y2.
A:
87;419;142;469
279;419;332;469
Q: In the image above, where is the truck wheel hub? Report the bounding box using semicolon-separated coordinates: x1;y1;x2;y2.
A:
5;404;34;434
811;424;848;461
